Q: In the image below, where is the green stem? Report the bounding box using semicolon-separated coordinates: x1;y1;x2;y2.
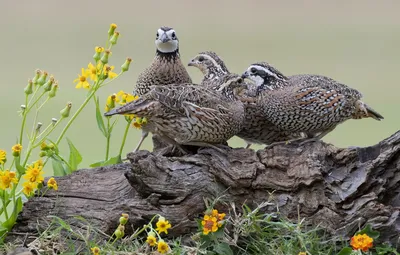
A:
100;72;123;87
30;96;49;139
19;94;29;145
27;85;40;107
2;192;9;220
119;120;132;156
34;117;65;146
55;90;97;146
105;118;111;161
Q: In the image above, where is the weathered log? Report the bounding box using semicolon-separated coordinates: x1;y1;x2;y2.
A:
6;131;400;247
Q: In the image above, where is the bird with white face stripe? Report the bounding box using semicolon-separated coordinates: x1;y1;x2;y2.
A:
242;62;384;145
132;26;192;152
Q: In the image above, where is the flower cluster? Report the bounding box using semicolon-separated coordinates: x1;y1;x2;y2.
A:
145;216;172;254
201;209;226;235
350;233;374;252
113;213;129;240
22;159;44;196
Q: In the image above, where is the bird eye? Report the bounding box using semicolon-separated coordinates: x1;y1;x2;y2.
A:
250;67;257;74
198;56;205;62
237;78;243;84
171;32;176;38
156;33;159;38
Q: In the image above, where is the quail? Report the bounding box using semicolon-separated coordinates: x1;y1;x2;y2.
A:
188;51;303;148
132;26;192;152
106;74;246;153
241;62;384;144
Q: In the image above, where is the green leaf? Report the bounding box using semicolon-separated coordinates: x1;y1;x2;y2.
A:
356;224;380;240
89;155;122;168
94;96;107;137
214;243;233;255
336;247;353;255
66;138;82;171
51;157;67;176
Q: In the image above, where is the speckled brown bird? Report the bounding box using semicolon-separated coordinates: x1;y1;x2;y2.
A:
242;62;384;144
132;26;192;151
107;74;246;153
188;51;303;148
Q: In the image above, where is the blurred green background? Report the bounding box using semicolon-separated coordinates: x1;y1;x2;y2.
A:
0;1;399;175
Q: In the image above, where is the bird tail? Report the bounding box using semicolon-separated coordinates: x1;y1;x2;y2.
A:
353;100;384;121
104;97;156;117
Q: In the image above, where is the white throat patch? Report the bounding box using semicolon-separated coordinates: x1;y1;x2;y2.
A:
155;28;179;53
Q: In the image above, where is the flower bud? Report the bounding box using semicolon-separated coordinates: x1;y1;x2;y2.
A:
24;79;34;95
21;105;26;111
48;143;55;150
119;213;129;225
43;76;54;92
60;102;72;118
101;50;111;64
105;94;116;112
108;23;117;37
12;144;22;157
114;224;125;239
39;151;47;157
41;142;48;151
52;118;58;125
49;83;59;98
121;58;132;72
37;71;48;86
36;122;43;132
142;117;148;125
110;31;120;45
93;46;104;62
32;69;42;85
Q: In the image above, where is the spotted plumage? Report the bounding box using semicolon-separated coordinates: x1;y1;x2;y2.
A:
188;52;303;148
242;62;384;142
107;74;246;152
132;26;192;151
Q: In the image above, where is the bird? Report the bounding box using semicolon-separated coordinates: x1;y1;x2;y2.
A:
241;62;384;145
132;26;192;152
106;73;246;153
187;51;303;148
188;51;230;87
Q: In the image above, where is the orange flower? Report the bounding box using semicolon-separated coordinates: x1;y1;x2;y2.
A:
350;233;373;252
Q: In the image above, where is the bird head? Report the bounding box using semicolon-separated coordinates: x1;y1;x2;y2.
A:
155;26;179;53
242;62;288;91
188;51;229;77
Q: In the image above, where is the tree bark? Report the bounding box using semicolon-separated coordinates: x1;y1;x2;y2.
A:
7;131;400;246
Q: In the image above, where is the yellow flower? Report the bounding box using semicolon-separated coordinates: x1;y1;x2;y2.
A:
201;215;218;235
157;239;169;254
0;149;6;165
146;232;157;246
116;90;138;105
0;170;18;190
91;247;100;255
47;177;58;190
104;65;118;79
95;47;104;53
298;252;307;255
156;216;172;234
87;62;99;81
12;144;22;153
23;161;44;184
350;233;373;252
12;144;23;157
73;68;90;89
105;94;117;112
22;181;37;196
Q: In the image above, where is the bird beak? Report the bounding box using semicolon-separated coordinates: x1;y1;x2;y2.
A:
160;33;170;43
241;71;249;79
187;59;195;67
